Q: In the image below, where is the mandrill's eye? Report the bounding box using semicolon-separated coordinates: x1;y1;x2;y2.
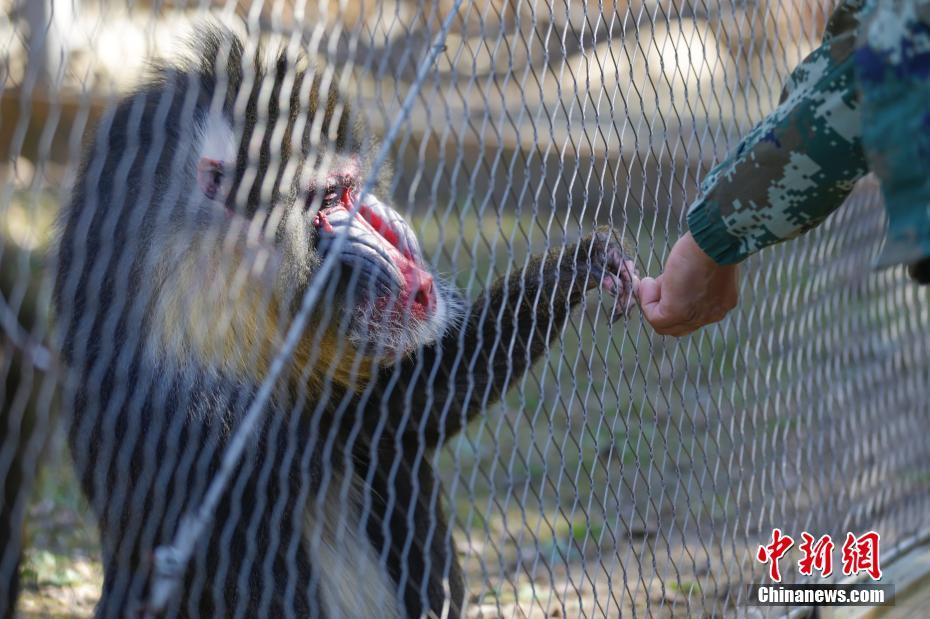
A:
197;158;225;201
322;185;341;207
306;184;349;211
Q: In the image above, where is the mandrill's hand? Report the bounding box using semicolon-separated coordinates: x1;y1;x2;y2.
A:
637;232;739;336
583;226;640;321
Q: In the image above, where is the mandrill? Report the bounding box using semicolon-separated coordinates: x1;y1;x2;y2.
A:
53;26;638;619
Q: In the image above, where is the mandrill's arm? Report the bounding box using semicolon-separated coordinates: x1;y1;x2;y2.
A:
375;227;637;450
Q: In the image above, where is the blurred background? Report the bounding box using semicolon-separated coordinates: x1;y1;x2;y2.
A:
4;1;930;618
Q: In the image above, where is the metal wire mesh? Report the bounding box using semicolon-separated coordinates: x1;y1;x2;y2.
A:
1;1;928;617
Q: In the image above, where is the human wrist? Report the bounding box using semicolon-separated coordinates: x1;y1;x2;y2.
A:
682;232;724;270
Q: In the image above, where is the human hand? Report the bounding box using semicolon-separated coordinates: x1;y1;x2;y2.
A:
636;232;739;336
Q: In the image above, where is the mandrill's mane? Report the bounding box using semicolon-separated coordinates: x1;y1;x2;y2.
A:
54;25;375;390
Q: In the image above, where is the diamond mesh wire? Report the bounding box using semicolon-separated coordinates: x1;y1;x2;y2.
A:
1;1;928;618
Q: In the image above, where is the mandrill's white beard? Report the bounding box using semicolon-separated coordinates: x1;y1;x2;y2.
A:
348;276;464;361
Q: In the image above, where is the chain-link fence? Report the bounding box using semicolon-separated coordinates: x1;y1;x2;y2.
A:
2;1;929;617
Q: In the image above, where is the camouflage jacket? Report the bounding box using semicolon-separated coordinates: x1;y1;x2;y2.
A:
688;0;930;268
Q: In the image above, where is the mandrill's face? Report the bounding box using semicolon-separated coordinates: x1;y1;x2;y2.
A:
307;171;454;358
182;97;454;374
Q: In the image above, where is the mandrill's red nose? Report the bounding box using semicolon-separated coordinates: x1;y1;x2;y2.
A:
404;264;434;318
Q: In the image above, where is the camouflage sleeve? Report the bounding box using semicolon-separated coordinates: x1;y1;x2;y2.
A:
687;0;871;265
855;0;930;268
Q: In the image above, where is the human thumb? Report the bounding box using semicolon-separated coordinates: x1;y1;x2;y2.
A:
636;276;662;321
